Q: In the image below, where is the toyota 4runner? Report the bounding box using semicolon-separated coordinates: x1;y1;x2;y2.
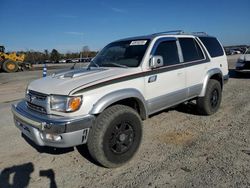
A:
12;31;229;168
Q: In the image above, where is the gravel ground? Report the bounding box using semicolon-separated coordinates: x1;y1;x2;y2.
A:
0;55;249;188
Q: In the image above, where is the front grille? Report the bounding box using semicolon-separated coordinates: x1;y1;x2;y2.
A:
28;90;47;101
26;90;48;114
27;102;47;113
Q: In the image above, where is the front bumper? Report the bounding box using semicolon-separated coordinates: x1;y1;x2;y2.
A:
235;61;250;71
12;101;95;148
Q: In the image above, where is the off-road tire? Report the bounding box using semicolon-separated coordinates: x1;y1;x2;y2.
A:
87;105;142;168
197;79;222;115
2;60;18;73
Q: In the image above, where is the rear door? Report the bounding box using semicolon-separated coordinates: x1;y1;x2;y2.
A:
178;37;208;98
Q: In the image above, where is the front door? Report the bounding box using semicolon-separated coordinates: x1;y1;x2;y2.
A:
145;38;186;115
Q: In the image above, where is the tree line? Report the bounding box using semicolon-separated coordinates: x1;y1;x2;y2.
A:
22;46;98;64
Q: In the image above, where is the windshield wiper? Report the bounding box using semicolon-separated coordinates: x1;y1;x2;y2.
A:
70;61;78;70
87;61;100;70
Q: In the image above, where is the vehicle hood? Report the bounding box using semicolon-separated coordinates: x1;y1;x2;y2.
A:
239;54;250;61
28;67;139;95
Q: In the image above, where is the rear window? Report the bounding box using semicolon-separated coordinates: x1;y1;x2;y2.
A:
199;37;224;57
179;38;204;62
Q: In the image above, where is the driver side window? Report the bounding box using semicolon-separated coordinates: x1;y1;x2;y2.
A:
154;40;180;66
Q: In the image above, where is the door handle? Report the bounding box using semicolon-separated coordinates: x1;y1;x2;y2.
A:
148;75;157;83
177;72;182;76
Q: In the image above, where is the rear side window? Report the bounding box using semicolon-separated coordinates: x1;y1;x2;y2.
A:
199;37;224;57
179;38;204;62
154;40;180;66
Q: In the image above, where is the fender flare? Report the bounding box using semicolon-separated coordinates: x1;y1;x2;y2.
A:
89;88;148;119
199;68;223;97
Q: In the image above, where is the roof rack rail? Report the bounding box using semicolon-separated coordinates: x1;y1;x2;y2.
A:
151;30;184;35
192;32;208;36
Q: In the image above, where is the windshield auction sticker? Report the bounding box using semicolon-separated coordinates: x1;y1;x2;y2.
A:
130;40;147;46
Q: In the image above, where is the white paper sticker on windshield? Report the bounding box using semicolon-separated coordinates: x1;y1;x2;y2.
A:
130;40;147;46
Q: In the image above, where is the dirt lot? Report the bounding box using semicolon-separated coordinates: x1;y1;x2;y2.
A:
0;55;249;188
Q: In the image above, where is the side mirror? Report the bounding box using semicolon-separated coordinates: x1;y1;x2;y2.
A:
149;56;164;69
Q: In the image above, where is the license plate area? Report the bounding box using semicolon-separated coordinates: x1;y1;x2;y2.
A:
15;119;36;141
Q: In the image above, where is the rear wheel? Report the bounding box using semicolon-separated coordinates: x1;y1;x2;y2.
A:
87;105;142;168
197;79;222;115
2;60;19;73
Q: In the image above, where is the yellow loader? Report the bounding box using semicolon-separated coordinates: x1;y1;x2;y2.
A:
0;45;26;73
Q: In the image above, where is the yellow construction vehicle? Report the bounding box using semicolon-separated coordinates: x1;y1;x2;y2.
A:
0;45;26;73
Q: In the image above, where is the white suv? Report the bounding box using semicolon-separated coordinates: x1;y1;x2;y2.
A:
12;31;229;167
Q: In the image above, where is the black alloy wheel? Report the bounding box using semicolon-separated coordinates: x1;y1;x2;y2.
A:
87;105;142;168
108;121;134;154
210;89;219;108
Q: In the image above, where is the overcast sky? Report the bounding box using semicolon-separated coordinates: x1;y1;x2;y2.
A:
0;0;249;52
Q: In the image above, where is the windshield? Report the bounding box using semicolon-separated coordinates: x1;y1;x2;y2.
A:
245;48;250;54
89;39;150;68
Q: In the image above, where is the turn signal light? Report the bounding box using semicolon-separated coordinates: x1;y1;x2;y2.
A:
68;97;82;112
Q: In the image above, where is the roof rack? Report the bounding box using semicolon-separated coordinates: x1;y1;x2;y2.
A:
151;30;209;36
151;30;184;36
192;32;208;36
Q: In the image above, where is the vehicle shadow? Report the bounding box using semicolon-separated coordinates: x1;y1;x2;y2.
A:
229;69;250;79
76;145;102;166
0;162;57;188
22;134;100;166
175;102;200;115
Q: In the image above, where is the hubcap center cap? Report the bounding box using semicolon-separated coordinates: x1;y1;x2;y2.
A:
119;133;126;142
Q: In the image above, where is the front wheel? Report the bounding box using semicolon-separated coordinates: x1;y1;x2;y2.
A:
87;105;142;168
197;79;222;115
2;60;19;73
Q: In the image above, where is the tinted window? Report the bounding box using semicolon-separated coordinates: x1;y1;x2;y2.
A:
179;38;204;62
154;40;179;66
199;37;224;57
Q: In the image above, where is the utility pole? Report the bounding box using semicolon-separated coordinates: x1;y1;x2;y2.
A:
80;47;83;60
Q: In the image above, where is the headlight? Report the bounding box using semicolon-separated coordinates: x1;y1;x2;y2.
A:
50;95;82;112
25;87;29;94
25;87;29;98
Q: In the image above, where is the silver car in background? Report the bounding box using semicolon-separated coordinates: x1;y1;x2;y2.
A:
235;48;250;74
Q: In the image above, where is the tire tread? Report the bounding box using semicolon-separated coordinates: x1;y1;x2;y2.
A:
87;105;142;168
197;79;222;115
